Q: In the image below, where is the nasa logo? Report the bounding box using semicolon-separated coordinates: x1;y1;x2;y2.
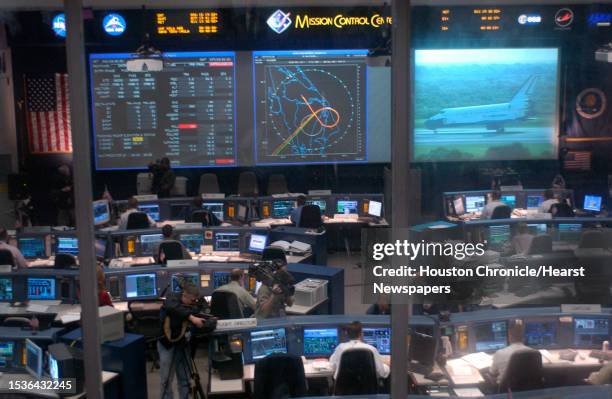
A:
52;13;66;38
267;10;292;34
103;13;126;36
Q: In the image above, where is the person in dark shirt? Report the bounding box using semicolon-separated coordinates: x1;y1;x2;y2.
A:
51;164;75;226
158;283;215;399
152;157;176;198
290;195;307;225
188;197;221;226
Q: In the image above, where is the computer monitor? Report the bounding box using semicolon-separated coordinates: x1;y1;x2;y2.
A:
272;200;295;218
500;194;516;209
213;232;240;252
47;343;84;384
306;199;326;213
18;237;46;258
138;204;160;222
171;272;200;293
336;200;358;214
574;318;610;348
27;277;56;300
202;202;224;221
453;197;465;216
170;204;190;221
583;195;602;212
212;271;231;289
248;234;268;253
557;224;582;242
474;321;508;352
0;278;13;301
527;224;547;235
488;225;511;247
56;237;79;256
368;200;383;218
465;195;485;213
409;332;436;367
0;341;16;369
95;238;107;259
93;199;110;226
250;328;288;360
139;233;163;256
25;339;43;379
362;327;391;355
179;233;204;254
524;321;558;347
303;328;338;356
526;195;544;209
125;273;157;299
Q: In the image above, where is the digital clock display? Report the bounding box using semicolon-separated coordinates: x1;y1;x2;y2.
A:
155;10;221;36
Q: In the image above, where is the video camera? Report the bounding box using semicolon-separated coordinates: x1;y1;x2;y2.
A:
249;260;296;297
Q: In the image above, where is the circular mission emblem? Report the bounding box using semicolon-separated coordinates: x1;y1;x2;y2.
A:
576;88;607;119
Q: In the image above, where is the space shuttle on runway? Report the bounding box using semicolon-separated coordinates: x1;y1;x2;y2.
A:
424;75;538;133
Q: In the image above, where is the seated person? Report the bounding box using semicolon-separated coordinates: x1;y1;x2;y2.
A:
118;197;156;230
511;224;534;255
366;294;391;315
154;225;191;263
487;322;531;386
587;362;612;385
254;267;295;319
189;197;221;226
329;321;390;380
538;189;558;213
480;191;506;219
97;264;113;307
0;227;28;269
214;268;256;315
290;195;307;224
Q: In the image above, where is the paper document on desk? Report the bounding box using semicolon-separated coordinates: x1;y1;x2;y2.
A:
30;300;61;306
27;304;49;313
461;352;493;370
453;388;483;397
59;312;81;324
446;359;473;376
429;224;452;230
538;349;554;364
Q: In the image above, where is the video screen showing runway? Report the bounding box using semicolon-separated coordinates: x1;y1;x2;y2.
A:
413;48;559;162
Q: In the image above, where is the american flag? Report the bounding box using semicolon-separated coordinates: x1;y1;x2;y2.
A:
25;73;72;153
564;150;591;171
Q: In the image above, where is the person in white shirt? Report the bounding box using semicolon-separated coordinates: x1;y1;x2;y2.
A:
538;189;558;214
118;197;156;230
489;322;531;385
215;269;256;315
511;224;534;255
0;228;28;269
329;321;390;380
480;191;506;219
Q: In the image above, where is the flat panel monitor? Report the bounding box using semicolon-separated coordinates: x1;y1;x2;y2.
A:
306;199;327;213
171;272;200;293
125;273;157;299
56;237;79;256
500;194;516;209
95;238;108;258
474;321;508;352
413;48;559;162
0;278;13;301
368;200;383;218
336;200;358;214
574;318;610;348
527;224;547;235
409;332;436;367
303;328;338;356
248;234;268;253
25;339;43;379
170;204;190;221
202;202;224;221
465;195;485;213
557;224;582;242
18;237;46;258
140;233;163;256
138;204;160;222
212;271;231;289
583;195;602;212
488;225;510;247
179;233;204;254
0;341;16;369
453;197;465;215
362;327;391;355
524;321;558;347
213;232;240;252
27;277;56;300
272;200;295;218
526;195;544;209
93;200;110;226
250;328;288;360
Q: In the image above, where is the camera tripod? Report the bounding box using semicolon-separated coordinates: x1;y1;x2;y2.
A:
161;343;206;399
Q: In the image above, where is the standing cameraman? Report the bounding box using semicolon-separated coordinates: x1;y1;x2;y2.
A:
158;282;214;399
151;157;176;198
254;268;296;319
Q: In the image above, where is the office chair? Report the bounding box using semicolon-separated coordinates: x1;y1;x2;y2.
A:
0;249;15;267
267;174;288;195
498;350;544;393
198;173;220;194
334;349;379;395
170;176;188;197
126;212;150;230
2;317;32;328
550;202;575;217
526;234;553;255
490;205;512;219
127;300;164;371
210;291;243;319
54;253;77;269
578;230;607;249
262;246;287;265
190;210;219;227
253;353;307;399
297;204;323;229
237;171;259;196
157;242;185;265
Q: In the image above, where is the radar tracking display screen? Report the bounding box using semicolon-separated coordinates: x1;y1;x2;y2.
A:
253;50;367;165
90;52;236;170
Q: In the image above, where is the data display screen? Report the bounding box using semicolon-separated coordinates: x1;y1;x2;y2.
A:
140;234;164;255
336;200;358;214
27;278;56;300
202;202;224;221
303;328;339;356
0;278;12;301
0;341;16;369
18;238;46;258
584;195;602;212
526;195;544;209
251;328;287;360
90;52;236;170
56;237;79;256
272;200;295;218
465;195;485;213
306;199;327;213
212;271;231;288
475;321;508;352
362;327;391;354
179;233;204;254
213;232;240;252
171;272;200;293
125;273;158;298
253;50;367;165
524;321;558;347
574;318;610;348
138;204;160;221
